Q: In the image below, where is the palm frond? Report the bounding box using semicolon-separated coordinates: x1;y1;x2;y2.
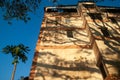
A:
2;45;13;54
2;44;30;63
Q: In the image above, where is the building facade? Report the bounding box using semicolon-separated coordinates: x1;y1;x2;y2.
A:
29;1;120;80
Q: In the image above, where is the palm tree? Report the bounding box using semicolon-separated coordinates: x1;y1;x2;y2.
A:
2;44;30;80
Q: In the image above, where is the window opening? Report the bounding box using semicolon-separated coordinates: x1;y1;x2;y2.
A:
100;27;110;37
58;9;64;13
88;13;102;20
83;4;95;8
67;31;73;38
46;8;77;12
109;17;117;23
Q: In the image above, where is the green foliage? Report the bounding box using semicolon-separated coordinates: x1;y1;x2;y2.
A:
2;44;30;64
0;0;41;23
2;44;30;80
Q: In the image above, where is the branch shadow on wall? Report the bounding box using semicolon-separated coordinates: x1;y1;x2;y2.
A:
31;51;101;80
40;18;90;46
87;12;120;75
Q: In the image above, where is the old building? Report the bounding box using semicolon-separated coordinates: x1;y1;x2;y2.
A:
29;1;120;80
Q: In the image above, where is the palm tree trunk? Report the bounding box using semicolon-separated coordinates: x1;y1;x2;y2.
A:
11;63;17;80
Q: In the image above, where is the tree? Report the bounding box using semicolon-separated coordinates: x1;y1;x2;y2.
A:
0;0;41;23
2;44;30;80
0;0;117;23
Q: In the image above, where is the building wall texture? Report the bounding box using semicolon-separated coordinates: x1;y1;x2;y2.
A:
29;1;120;80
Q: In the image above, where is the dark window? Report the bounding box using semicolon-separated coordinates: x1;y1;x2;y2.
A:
88;13;102;20
58;9;64;12
83;4;95;8
67;31;73;38
62;8;77;12
100;27;110;37
109;17;117;23
106;9;120;13
46;8;77;12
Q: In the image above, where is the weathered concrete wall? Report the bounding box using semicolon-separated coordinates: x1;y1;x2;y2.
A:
82;1;120;79
29;1;120;80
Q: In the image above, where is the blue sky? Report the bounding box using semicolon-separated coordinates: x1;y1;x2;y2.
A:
0;0;120;80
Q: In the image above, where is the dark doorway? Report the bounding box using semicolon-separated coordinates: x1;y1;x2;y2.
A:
99;62;107;79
